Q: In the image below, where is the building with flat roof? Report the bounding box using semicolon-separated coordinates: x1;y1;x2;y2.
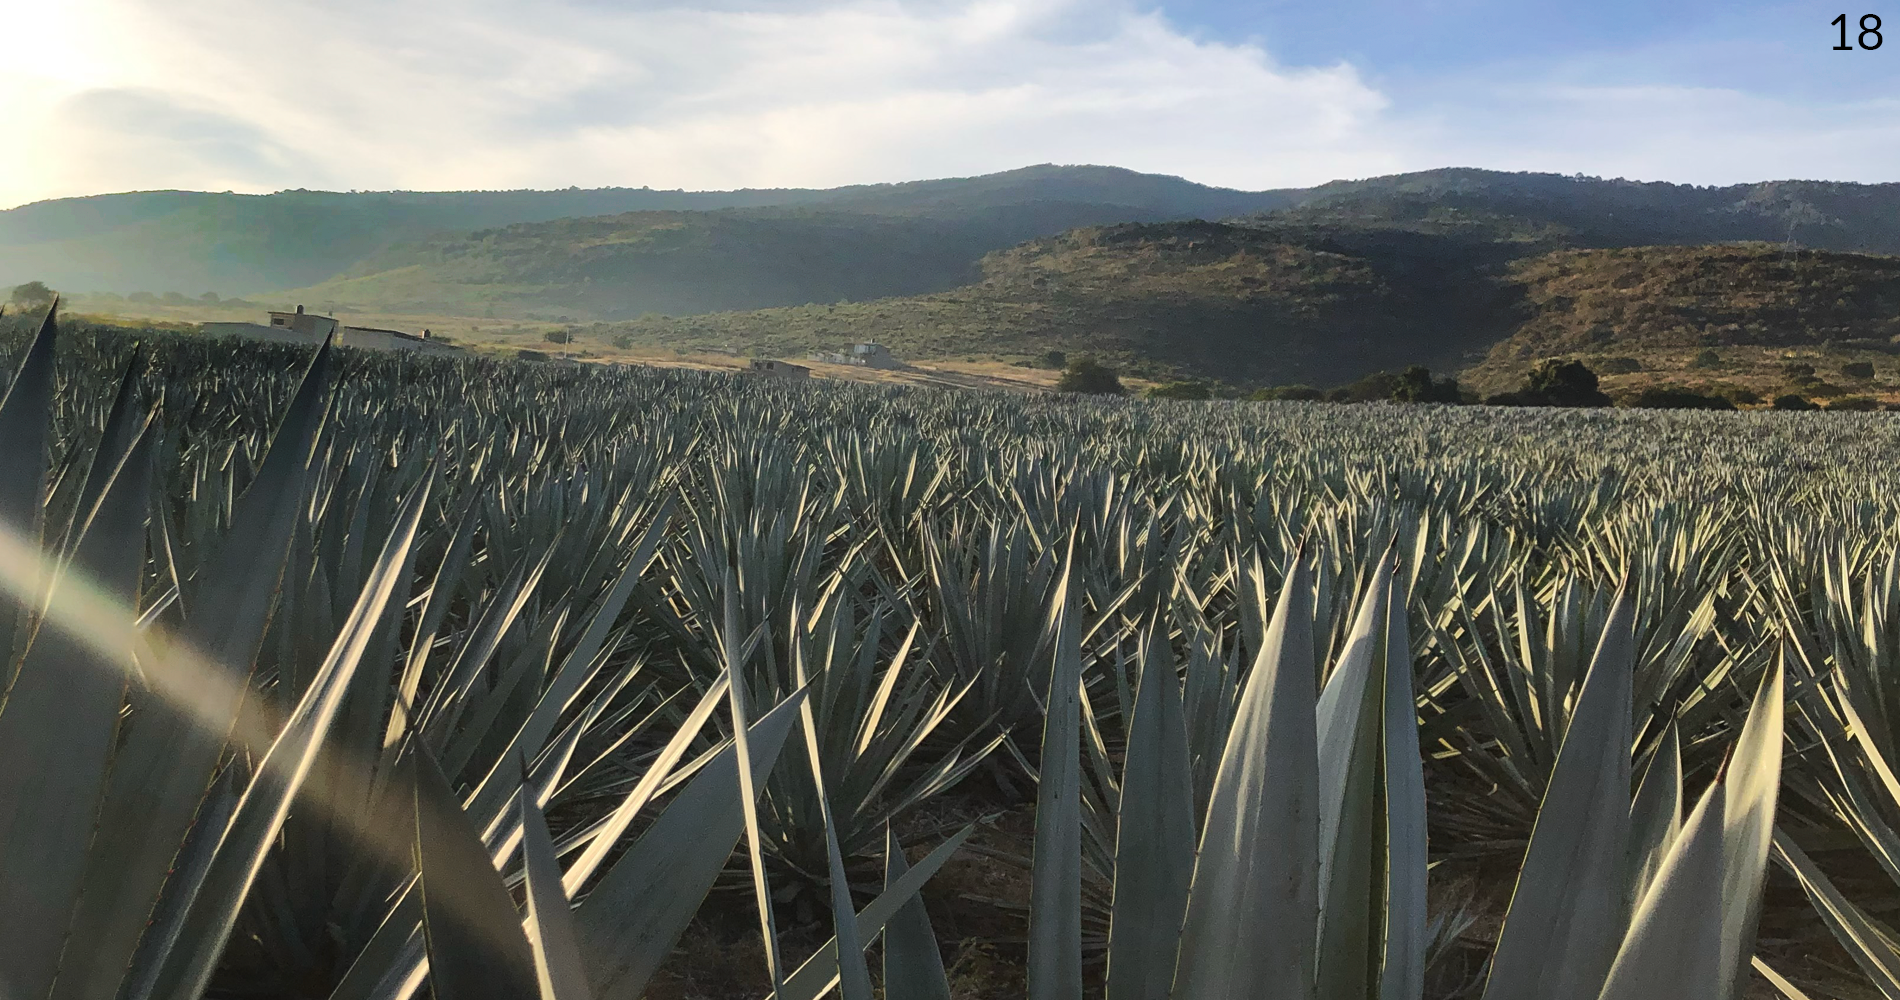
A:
204;307;460;354
749;359;811;378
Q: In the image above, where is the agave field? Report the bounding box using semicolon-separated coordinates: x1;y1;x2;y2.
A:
4;306;1900;999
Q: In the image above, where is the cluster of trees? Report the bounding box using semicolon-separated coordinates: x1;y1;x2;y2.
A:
8;281;259;314
1483;359;1611;407
1249;365;1468;405
8;281;56;313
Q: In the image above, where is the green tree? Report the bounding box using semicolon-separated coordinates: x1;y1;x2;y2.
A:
1390;364;1463;404
8;281;55;313
1035;350;1068;370
1525;359;1611;407
1056;357;1126;395
1772;394;1820;411
1691;349;1723;369
1841;361;1876;380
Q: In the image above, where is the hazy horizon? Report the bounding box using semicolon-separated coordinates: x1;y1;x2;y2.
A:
11;159;1900;214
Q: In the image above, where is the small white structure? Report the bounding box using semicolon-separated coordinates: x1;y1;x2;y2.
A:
812;342;902;368
849;343;899;368
204;306;460;354
749;359;811;379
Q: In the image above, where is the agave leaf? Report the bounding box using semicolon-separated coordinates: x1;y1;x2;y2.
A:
1629;724;1683;904
143;469;428;1000
1597;779;1728;1000
118;769;238;1000
1171;556;1316;1000
1315;566;1389;1000
414;747;539;1000
1028;550;1084;1000
1483;589;1636;1000
1379;566;1427;1000
464;502;673;811
573;689;806;1000
792;613;873;1000
771;825;973;1000
1750;956;1819;1000
520;792;592;1000
563;676;732;892
722;579;789;994
0;301;57;668
58;351;145;557
0;300;56;539
1718;661;1785;998
1774;829;1900;996
0;419;152;999
880;826;952;1000
61;339;335;1000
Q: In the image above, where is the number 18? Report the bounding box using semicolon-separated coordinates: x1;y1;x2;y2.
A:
1834;13;1884;49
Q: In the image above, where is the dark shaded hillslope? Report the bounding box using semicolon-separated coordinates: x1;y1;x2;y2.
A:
594;220;1522;386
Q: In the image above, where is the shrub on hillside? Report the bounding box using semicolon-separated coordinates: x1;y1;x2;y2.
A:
1841;361;1876;379
1827;395;1882;411
1595;356;1643;374
1056;357;1126;395
1691;349;1723;369
1772;394;1820;411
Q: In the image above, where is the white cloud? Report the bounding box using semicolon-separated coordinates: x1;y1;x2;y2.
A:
0;0;1396;207
3;0;1897;210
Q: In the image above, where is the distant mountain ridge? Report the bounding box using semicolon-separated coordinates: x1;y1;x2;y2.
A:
15;165;1900;310
0;165;1296;295
11;164;1900;392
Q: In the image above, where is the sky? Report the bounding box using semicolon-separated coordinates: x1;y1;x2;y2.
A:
2;0;1896;208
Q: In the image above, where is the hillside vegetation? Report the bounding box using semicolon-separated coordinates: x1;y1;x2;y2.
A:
0;165;1293;296
1271;167;1900;253
588;226;1900;392
1466;244;1900;393
277;202;1242;318
591;220;1518;386
16;165;1900;392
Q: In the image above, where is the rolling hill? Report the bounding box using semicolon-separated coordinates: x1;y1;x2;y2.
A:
0;165;1297;297
1462;244;1900;394
582;224;1900;392
15;164;1900;396
274;201;1265;319
263;169;1900;324
584;221;1520;386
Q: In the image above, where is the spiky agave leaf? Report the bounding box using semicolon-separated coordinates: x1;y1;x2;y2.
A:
1171;554;1317;1000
